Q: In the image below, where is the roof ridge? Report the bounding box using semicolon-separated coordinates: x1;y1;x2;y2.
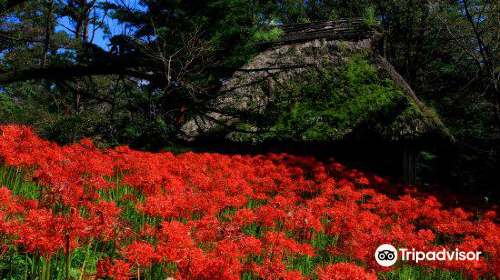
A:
268;18;380;46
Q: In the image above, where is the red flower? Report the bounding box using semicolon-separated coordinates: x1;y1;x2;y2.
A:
96;257;133;280
316;263;377;280
0;124;498;279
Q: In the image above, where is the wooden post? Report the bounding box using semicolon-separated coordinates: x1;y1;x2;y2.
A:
403;142;418;184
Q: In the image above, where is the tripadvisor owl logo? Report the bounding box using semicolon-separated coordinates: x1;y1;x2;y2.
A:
375;244;482;267
375;244;398;266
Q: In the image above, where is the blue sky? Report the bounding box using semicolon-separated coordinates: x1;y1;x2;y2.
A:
55;0;144;50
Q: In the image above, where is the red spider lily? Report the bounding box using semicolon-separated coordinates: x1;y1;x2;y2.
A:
122;241;159;267
0;124;498;279
316;262;377;280
96;257;133;280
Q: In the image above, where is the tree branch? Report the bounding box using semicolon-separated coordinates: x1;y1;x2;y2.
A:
0;0;30;15
0;63;150;85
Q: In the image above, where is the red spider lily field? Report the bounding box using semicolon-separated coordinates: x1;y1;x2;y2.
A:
0;125;498;280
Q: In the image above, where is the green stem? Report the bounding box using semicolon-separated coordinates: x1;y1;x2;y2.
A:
46;257;51;280
66;235;71;280
41;257;47;280
24;254;28;280
78;238;93;280
8;248;13;279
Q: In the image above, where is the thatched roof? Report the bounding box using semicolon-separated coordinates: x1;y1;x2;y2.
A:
278;18;378;44
181;19;453;143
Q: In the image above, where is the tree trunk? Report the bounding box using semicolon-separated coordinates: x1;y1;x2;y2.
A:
42;0;55;68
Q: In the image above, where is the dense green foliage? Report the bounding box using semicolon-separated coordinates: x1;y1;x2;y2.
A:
231;55;425;142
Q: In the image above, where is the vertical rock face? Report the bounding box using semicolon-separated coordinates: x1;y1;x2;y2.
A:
180;19;450;143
